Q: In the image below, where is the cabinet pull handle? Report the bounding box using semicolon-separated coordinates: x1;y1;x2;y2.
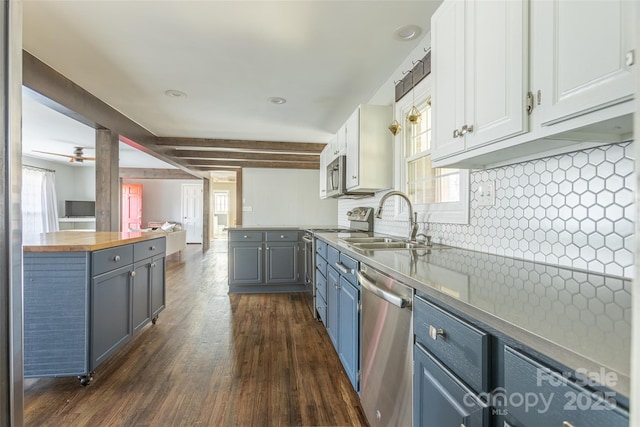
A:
243;235;248;239
562;423;575;427
335;262;353;275
150;246;156;250
352;175;357;179
131;271;136;277
429;325;445;340
460;124;473;135
113;255;120;262
151;263;156;268
280;235;285;239
453;129;460;138
258;247;262;251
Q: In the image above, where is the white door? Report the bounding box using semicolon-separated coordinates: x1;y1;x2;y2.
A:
182;184;203;244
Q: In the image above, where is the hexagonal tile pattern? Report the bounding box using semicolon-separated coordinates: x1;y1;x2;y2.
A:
423;141;635;277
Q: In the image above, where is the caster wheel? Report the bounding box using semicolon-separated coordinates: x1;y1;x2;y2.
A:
152;316;158;325
78;372;94;386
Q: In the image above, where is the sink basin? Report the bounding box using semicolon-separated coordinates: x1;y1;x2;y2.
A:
348;241;451;251
340;237;399;244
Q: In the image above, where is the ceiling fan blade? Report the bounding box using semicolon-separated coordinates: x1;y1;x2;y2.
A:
82;156;96;161
32;150;75;159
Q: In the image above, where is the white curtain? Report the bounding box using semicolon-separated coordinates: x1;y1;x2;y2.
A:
41;170;59;232
22;166;59;238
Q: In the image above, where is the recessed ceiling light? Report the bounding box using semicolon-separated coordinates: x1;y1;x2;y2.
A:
165;89;187;98
394;25;422;41
268;97;287;105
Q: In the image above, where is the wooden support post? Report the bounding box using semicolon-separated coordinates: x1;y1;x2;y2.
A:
95;129;120;231
202;177;210;252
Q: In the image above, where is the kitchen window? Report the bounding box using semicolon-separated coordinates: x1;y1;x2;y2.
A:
395;76;469;224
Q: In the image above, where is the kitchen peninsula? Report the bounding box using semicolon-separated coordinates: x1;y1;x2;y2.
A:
23;231;166;385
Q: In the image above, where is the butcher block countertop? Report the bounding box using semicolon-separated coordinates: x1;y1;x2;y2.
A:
23;231;165;252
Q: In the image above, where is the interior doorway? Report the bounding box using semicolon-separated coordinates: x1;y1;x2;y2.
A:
209;171;238;240
181;183;203;244
121;183;142;231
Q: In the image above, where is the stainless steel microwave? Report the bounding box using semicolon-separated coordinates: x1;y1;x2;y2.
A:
326;155;346;198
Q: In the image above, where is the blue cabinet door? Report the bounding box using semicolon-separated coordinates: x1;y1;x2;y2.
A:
414;343;489;427
326;266;340;349
338;278;360;392
265;242;299;283
229;243;263;285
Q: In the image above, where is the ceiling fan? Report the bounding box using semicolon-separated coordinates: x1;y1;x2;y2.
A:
32;146;96;163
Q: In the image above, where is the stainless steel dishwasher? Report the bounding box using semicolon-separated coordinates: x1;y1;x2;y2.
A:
357;263;413;427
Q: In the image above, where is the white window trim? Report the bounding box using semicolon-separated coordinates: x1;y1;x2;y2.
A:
392;76;470;225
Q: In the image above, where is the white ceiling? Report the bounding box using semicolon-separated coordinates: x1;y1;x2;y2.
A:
22;0;441;166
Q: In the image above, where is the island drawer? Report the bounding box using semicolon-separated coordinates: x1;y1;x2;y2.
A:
413;296;489;393
133;238;166;262
229;231;263;242
316;255;327;278
337;253;358;286
92;245;134;276
315;239;328;259
266;230;299;242
504;346;628;426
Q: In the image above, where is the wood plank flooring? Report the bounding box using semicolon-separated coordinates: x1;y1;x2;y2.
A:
24;242;368;426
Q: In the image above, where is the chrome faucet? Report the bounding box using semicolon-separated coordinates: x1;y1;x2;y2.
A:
375;191;418;241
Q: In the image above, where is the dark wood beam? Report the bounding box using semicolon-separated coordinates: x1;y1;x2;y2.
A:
189;160;319;170
119;168;198;180
171;150;319;162
22;51;203;177
157;137;326;153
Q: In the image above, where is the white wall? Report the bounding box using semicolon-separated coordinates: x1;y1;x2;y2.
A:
122;178;202;227
242;168;337;226
22;155;95;216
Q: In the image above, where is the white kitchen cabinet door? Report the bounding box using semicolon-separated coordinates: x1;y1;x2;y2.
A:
345;107;360;190
431;0;466;159
464;0;528;150
432;0;528;160
319;145;330;200
531;0;635;127
335;125;347;159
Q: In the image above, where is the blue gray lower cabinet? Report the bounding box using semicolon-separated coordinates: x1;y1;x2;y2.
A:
414;343;489;427
319;240;361;393
413;293;629;427
24;238;166;383
228;229;304;293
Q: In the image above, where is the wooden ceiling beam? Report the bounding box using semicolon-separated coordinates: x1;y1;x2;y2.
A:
119;168;198;179
157;137;326;153
187;160;320;170
171;150;319;162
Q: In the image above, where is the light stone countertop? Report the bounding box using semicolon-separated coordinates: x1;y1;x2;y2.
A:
315;231;631;399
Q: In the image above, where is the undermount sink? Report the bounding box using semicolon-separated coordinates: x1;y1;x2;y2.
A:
340;237;399;244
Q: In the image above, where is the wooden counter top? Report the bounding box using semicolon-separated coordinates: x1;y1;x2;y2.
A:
23;231;165;252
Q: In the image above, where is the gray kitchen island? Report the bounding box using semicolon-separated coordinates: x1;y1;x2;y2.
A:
23;231;166;385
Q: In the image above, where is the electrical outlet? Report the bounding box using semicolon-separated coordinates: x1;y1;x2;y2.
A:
476;180;495;207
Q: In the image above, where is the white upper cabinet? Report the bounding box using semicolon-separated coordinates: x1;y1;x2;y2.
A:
431;0;636;168
319;145;330;200
432;0;528;160
344;104;393;192
531;0;635;127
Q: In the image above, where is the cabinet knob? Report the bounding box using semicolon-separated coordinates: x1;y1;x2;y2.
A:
352;175;357;179
258;247;262;251
243;235;248;239
113;255;120;262
280;235;285;239
429;325;445;340
453;129;460;138
130;271;136;277
151;263;156;268
562;423;576;427
150;246;156;250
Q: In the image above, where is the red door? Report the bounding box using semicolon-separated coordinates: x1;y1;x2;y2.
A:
122;184;143;231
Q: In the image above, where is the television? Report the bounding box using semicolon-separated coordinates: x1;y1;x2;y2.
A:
65;200;95;218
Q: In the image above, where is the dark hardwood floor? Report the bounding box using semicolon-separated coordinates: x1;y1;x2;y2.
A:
24;242;368;426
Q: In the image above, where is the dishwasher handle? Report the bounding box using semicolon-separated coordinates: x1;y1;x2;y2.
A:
357;271;412;309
